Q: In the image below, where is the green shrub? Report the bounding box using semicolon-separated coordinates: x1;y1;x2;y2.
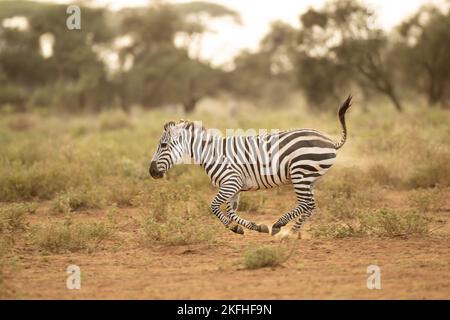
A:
49;188;105;214
140;183;219;245
405;152;450;188
244;246;287;269
0;163;73;201
0;203;36;234
317;187;382;221
311;209;430;239
408;187;448;212
30;218;113;253
141;213;216;246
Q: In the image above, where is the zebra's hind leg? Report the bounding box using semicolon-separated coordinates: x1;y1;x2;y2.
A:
271;179;316;236
289;209;316;237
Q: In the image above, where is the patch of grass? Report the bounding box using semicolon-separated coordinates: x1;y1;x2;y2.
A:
0;203;36;234
244;245;287;269
366;163;401;187
238;194;266;212
405;152;450;188
311;209;430;239
408;187;448;212
106;179;143;208
0;203;37;260
30;217;114;253
141;213;216;246
319;166;371;198
99;109;133;131
310;223;358;239
140;184;219;246
49;188;105;214
317;187;382;221
7;114;36;131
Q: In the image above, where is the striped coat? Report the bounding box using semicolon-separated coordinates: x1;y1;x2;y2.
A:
150;96;352;237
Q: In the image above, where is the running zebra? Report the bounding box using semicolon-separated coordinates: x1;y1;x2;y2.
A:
149;95;352;237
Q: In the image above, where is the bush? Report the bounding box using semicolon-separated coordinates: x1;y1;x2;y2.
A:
244;246;287;269
0;203;36;256
405;152;450;188
0;203;36;234
30;218;113;253
408;187;448;212
141;213;216;246
316;186;382;221
311;209;430;239
49;188;105;214
140;184;219;246
0;164;72;201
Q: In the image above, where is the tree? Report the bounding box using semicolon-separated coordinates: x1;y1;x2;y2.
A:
295;0;403;112
397;5;450;107
116;2;239;113
0;0;114;112
229;22;296;106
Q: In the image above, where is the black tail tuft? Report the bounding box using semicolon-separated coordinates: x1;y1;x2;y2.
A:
335;94;352;150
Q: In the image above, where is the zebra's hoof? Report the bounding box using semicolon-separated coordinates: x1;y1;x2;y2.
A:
258;224;269;233
230;225;244;235
271;226;281;236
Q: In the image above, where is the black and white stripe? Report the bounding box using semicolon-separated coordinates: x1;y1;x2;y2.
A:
150;95;352;236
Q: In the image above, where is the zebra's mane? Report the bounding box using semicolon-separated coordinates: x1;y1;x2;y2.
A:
163;119;206;133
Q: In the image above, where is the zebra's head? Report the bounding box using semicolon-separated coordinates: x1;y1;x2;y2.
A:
149;121;185;179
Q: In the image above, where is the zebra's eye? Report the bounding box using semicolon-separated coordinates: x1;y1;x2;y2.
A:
160;142;168;149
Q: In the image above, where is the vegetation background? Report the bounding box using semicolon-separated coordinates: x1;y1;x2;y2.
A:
0;0;449;299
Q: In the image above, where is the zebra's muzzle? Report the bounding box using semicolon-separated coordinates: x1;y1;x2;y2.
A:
149;161;164;179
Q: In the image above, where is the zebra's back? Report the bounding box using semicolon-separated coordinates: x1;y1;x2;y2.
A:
218;129;337;191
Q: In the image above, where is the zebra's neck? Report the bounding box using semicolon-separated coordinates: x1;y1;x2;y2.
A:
182;128;223;168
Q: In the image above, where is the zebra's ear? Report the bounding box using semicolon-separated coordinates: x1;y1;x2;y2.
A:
163;121;176;131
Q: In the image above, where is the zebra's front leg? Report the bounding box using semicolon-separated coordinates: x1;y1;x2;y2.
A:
210;180;245;235
227;193;269;233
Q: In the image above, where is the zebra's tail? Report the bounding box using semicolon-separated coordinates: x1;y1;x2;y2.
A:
334;94;352;150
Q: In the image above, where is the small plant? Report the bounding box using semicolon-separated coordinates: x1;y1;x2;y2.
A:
30;217;113;253
405;152;450;188
359;209;430;237
140;185;219;246
49;188;104;214
408;187;448;212
310;223;360;239
141;214;216;246
0;203;36;234
244;245;287;269
317;187;382;221
311;209;430;239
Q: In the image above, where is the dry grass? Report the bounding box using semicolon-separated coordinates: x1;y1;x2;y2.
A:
0;101;448;258
311;209;431;239
29;217;114;253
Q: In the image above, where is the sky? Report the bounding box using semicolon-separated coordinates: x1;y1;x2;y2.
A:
37;0;446;65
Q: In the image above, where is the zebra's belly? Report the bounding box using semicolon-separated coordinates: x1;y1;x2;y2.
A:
241;174;291;191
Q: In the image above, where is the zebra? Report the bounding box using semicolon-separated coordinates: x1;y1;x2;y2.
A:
149;95;352;238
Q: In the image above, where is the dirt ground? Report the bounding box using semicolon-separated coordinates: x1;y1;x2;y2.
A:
1;191;449;299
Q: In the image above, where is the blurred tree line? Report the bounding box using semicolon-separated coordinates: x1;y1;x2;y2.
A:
0;0;449;113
